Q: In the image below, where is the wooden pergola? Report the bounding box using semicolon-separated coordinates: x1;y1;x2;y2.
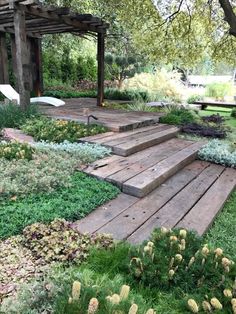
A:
0;0;109;108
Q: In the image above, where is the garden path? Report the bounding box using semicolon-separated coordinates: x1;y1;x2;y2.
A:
74;123;236;242
39;98;163;132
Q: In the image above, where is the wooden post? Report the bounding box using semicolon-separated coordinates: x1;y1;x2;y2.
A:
97;33;105;106
32;38;43;96
0;32;9;84
14;7;31;109
10;34;18;90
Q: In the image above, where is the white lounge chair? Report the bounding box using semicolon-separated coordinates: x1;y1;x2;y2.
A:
0;84;65;107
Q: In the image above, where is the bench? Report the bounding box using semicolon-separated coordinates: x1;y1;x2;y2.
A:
193;100;236;110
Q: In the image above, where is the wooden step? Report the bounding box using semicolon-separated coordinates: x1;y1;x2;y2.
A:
97;161;210;239
122;141;204;197
80;124;179;156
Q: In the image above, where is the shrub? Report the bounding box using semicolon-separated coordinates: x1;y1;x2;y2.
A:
21;117;107;143
0;141;34;160
33;141;111;164
0;171;120;239
205;82;233;100
123;69;183;102
187;94;204;104
159;107;197;125
0;150;79;199
129;228;236;312
1;270;154;314
202;113;225;124
22;219;113;263
126;101;158;112
231;108;236;118
182;123;227;138
44;89;97;99
0;103;39;129
198;139;236;168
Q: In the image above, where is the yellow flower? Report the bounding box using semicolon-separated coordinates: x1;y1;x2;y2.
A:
128;304;138;314
201;246;210;256
179;229;187;238
187;299;199;313
170;236;178;242
214;248;223;257
68;297;73;304
87;298;99;314
202;301;212;312
145;310;155;314
210;297;223;310
232;299;236;313
223;289;232;298
175;254;183;262
188;257;195;267
147;241;154;247
110;294;120;304
161;226;168;234
169;269;175;279
72;281;81;301
222;257;231;267
144;245;152;255
120;285;130;300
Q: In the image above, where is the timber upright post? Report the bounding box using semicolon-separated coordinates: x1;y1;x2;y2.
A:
97;32;105;106
13;5;31;109
0;32;9;84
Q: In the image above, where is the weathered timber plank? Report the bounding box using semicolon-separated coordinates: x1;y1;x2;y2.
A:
87;125;164;145
107;139;194;187
72;193;138;234
79;131;115;142
176;167;236;235
98;161;210;239
85;139;191;180
111;127;179;156
127;163;224;244
102;125;171;146
123;141;203;197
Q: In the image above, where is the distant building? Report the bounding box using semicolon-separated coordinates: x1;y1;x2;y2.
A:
188;75;233;87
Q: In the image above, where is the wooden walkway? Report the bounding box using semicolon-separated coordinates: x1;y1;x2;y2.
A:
40;98;163;132
68;115;236;242
74;161;236;243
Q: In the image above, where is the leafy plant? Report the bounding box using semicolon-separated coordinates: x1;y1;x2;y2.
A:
21;117;107;143
159;107;198;125
44;89;97;99
0;141;34;160
187;94;204;104
201;113;225;124
0;171;120;239
22;219;113;263
0;103;39;129
33;141;111;164
198;139;236;167
182;123;227;138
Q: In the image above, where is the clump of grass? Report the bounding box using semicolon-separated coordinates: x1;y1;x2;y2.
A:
0;103;39;129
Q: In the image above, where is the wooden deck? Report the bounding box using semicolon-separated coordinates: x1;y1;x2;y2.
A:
40;98;163;132
73;161;236;243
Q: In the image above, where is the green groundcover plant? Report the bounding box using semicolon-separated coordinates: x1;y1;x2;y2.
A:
159;107;198;125
21;117;107;143
0;171;120;239
198;139;236;168
0;141;34;161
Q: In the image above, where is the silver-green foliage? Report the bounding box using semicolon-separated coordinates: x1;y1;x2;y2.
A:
33;141;111;164
198;139;236;168
0;150;78;198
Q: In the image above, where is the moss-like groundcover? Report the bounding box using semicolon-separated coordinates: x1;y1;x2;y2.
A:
0;172;119;239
